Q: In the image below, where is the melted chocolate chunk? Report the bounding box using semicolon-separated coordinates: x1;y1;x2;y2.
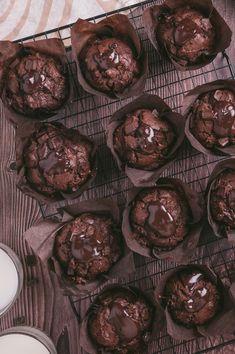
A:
54;213;122;284
173;18;200;46
164;267;221;326
93;42;120;70
213;101;235;137
39;151;68;176
114;109;175;170
21;71;46;93
148;201;176;237
108;302;139;341
71;230;102;262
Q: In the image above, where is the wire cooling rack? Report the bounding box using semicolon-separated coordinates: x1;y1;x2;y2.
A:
17;0;235;353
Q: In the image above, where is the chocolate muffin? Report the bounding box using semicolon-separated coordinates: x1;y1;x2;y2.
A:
88;287;153;353
23;122;95;197
113;108;175;170
5;50;69;117
158;6;215;65
210;169;235;229
80;37;140;94
54;213;122;284
163;267;221;327
130;186;190;250
191;89;235;149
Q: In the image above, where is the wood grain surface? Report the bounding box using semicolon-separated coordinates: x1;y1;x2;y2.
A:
0;1;235;354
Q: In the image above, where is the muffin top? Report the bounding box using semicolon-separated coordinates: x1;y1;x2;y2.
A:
130;186;190;250
5;50;69;117
54;213;122;284
191;89;235;149
210;169;235;229
80;37;140;94
163;267;221;326
158;6;215;65
88;287;153;353
23;123;94;197
113;108;175;170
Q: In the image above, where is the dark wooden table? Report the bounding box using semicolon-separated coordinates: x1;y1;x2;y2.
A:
0;1;235;354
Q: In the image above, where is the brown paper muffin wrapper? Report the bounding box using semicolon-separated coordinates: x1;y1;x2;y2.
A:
142;0;232;71
184;80;235;156
16;119;97;204
0;38;71;124
71;14;147;99
24;198;135;296
107;94;185;187
154;264;235;340
206;157;235;243
80;284;164;354
122;177;204;263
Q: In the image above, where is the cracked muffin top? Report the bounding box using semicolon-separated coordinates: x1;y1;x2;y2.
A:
54;213;123;284
163;267;221;327
5;50;69;117
113;108;175;170
80;37;140;94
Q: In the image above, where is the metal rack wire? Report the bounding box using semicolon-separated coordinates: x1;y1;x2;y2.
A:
16;0;235;353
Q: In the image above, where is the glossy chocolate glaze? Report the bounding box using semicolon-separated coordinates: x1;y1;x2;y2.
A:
93;42;120;70
21;71;46;93
181;272;209;312
108;302;139;341
173;18;201;47
212;100;235;137
148;201;176;237
71;228;103;262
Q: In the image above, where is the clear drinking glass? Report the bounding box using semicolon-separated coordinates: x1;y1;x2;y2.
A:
0;243;23;317
0;326;57;354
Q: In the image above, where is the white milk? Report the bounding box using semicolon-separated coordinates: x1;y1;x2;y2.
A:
0;248;19;313
0;333;50;354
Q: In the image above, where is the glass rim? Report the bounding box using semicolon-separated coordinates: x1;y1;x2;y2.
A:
0;243;23;318
0;326;57;354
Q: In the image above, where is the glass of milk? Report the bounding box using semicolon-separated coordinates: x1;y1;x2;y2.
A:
0;243;23;317
0;327;57;354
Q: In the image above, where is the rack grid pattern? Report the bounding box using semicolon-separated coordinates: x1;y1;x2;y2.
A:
16;0;235;353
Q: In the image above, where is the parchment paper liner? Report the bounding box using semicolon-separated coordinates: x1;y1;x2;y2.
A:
24;198;135;296
0;38;71;124
142;0;232;71
154;264;235;340
122;177;204;263
16;119;97;204
184;80;235;156
206;157;235;243
71;14;147;99
107;94;185;187
80;284;164;354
